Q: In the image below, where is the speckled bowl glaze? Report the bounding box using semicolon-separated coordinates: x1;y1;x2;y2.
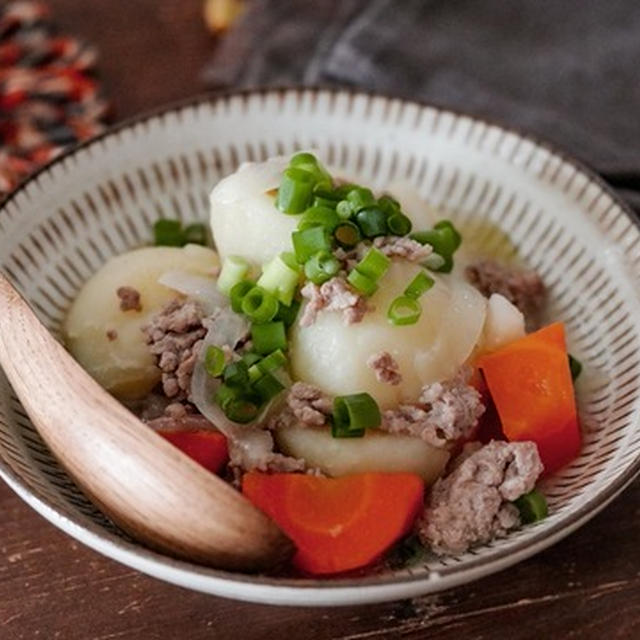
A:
1;88;640;606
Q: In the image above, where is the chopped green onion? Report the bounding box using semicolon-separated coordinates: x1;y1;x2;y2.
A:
356;206;388;238
275;299;301;328
298;206;341;232
223;361;250;388
241;286;279;324
514;489;548;524
251;321;287;355
229;281;254;313
347;269;378;297
257;253;300;306
346;187;376;213
289;152;318;167
569;354;583;381
387;212;412;236
224;396;261;424
333;183;358;199
388;295;422;325
313;195;338;209
354;247;391;281
253;372;285;402
422;253;446;271
218;255;251;296
153;219;184;247
215;383;239;410
276;167;316;214
291;226;331;263
332;392;381;438
248;363;262;384
241;352;262;367
289;153;332;189
410;227;456;273
334;221;361;248
257;349;287;373
377;194;401;216
336;200;355;219
404;271;435;299
304;251;340;285
434;219;462;250
204;345;225;377
183;223;209;246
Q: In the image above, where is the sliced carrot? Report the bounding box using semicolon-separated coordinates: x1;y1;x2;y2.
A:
158;430;228;475
242;472;424;575
477;322;580;474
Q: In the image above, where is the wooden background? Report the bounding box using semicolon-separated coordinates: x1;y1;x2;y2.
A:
1;2;640;638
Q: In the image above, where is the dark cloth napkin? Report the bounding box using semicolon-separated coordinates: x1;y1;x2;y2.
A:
204;0;640;211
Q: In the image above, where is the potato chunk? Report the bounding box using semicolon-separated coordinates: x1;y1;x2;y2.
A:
276;424;449;486
63;245;219;400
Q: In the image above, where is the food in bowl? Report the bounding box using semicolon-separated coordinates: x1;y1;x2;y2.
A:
62;152;582;575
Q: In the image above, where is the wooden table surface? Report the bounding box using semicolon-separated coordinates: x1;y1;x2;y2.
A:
2;2;640;638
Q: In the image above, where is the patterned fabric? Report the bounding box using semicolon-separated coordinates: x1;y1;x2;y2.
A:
0;1;110;196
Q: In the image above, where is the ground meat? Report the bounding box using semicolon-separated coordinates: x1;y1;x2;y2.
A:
367;351;402;386
380;373;485;448
465;260;546;318
288;382;333;426
373;236;433;262
299;277;369;327
417;440;544;555
142;299;206;400
106;329;118;341
145;413;213;432
116;286;142;312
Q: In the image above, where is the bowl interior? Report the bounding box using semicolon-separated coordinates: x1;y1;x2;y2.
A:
1;89;640;606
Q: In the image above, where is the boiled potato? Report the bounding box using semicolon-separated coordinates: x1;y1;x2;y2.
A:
290;261;487;408
276;424;449;485
64;245;219;400
209;156;299;265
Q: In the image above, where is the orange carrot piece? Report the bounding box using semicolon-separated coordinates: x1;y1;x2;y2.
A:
158;430;228;475
477;322;580;474
242;472;424;575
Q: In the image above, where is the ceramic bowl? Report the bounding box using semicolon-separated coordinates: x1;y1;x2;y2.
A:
1;88;640;606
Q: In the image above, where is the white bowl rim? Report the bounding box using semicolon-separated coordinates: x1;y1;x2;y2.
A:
1;86;640;605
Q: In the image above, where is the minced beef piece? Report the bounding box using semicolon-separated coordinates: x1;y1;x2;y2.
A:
270;382;333;429
372;236;433;262
142;299;206;400
367;351;402;386
299;277;369;327
116;286;142;312
380;374;484;448
465;260;546;318
418;440;544;555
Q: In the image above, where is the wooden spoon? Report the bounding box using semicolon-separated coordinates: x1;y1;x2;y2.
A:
0;273;293;571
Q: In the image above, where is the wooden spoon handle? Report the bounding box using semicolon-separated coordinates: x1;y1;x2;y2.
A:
0;273;292;571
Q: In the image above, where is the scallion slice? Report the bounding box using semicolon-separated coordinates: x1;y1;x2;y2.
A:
334;221;361;248
275;299;301;328
276;167;316;214
404;271;435;299
241;352;262;368
240;286;279;324
223;360;250;388
354;247;391;282
297;206;341;232
153;219;184;247
304;251;340;285
251;321;287;355
257;253;300;306
347;269;378;297
568;354;583;381
218;255;251;296
253;371;286;402
387;212;412;236
292;226;331;263
204;345;225;378
183;223;209;246
434;219;462;250
356;206;388;238
377;194;401;216
257;349;287;373
346;187;376;213
336;200;355;220
229;280;254;313
332;392;381;438
388;295;422;325
224;396;261;424
514;489;548;524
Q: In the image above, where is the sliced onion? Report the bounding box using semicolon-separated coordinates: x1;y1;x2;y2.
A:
158;270;227;315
